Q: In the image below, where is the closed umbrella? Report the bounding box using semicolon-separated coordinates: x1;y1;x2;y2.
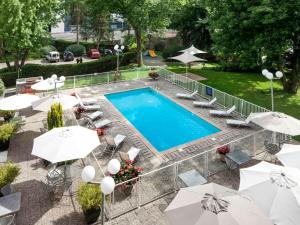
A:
239;161;300;225
247;112;300;136
169;52;207;77
0;94;40;110
32;94;79;112
32;126;100;163
165;183;272;225
179;45;207;54
276;144;300;169
31;78;64;91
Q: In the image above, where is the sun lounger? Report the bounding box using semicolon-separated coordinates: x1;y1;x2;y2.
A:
176;90;198;99
209;105;236;117
75;93;97;105
84;111;103;121
193;97;217;108
119;147;141;162
226;118;251;127
94;119;112;129
76;93;101;111
105;134;126;157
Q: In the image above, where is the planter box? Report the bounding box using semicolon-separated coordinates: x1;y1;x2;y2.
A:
83;208;101;224
0;140;10;152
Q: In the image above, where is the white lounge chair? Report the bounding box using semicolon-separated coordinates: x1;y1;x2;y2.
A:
75;93;97;105
94;119;112;128
176;90;198;99
226;118;251;127
105;134;126;157
119;147;141;162
84;111;103;121
193;97;217;108
76;93;101;111
209;105;236;117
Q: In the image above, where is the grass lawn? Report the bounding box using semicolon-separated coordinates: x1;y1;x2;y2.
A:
167;63;300;119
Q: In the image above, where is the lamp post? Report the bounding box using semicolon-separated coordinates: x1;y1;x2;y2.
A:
49;74;66;93
81;158;121;225
114;45;125;77
261;69;283;111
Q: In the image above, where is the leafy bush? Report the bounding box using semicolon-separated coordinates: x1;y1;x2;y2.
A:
0;163;21;189
0;110;15;121
52;39;113;52
77;183;102;211
66;44;86;57
40;45;57;57
154;41;166;51
162;45;184;59
47;103;63;130
112;160;143;184
0;123;16;142
0;79;4;96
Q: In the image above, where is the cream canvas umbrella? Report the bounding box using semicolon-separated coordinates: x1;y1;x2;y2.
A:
276;144;300;169
0;94;40;110
32;94;79;112
31;78;64;91
169;52;207;76
247;112;300;136
239;161;300;225
165;183;272;225
32;126;100;163
179;45;207;54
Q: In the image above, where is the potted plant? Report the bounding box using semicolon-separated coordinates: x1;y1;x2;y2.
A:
77;183;102;224
148;71;159;80
47;103;64;130
216;145;230;162
0;110;15;122
0;163;20;196
111;160;143;196
0;123;16;151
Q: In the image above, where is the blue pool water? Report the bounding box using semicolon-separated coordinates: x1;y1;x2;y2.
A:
105;88;220;152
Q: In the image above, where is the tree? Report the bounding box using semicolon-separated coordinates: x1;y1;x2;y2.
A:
0;0;62;71
170;0;211;50
105;0;182;66
205;0;300;93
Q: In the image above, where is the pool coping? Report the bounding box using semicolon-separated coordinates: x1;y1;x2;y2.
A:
103;86;231;156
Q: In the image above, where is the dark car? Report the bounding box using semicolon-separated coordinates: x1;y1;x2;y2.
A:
100;49;113;56
63;51;74;61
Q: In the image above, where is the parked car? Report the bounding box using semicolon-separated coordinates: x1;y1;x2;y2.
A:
63;51;74;61
100;49;113;56
87;49;101;59
46;51;60;63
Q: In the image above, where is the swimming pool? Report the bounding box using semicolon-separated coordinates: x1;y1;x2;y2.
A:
105;88;220;152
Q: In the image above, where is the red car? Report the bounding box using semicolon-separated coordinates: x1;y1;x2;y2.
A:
87;49;101;59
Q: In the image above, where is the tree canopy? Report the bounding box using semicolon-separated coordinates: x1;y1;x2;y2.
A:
205;0;300;93
0;0;62;71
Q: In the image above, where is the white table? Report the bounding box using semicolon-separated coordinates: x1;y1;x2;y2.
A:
0;192;21;218
179;169;207;187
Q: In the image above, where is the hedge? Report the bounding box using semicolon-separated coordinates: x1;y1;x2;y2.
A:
0;52;135;87
52;39;114;52
0;79;4;96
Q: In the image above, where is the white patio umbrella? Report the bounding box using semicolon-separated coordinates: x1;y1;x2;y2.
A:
169;52;207;76
276;144;300;169
32;94;79;112
239;161;300;225
0;94;40;110
179;45;207;54
32;126;100;163
165;183;272;225
247;112;300;136
31;78;64;91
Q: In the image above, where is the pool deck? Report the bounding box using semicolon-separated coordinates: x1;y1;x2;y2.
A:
4;77;275;225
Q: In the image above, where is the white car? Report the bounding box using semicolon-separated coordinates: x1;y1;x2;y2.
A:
46;51;60;63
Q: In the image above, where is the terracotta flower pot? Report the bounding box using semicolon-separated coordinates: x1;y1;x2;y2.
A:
218;153;226;162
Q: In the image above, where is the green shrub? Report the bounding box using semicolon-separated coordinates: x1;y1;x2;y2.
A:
40;45;57;57
162;45;184;59
47;103;63;130
0;163;21;189
77;183;102;211
66;44;86;57
0;110;15;121
0;123;16;142
52;39;113;52
0;79;4;96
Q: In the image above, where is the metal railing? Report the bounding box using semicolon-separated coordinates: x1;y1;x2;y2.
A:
106;129;288;219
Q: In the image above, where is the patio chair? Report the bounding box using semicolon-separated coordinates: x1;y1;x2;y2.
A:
209;105;236;117
83;111;103;121
264;140;280;163
46;166;64;193
0;214;16;225
74;93;97;105
193;97;217;108
176;90;198;99
226;118;251;127
105;134;126;157
119;147;141;162
93;119;112;129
